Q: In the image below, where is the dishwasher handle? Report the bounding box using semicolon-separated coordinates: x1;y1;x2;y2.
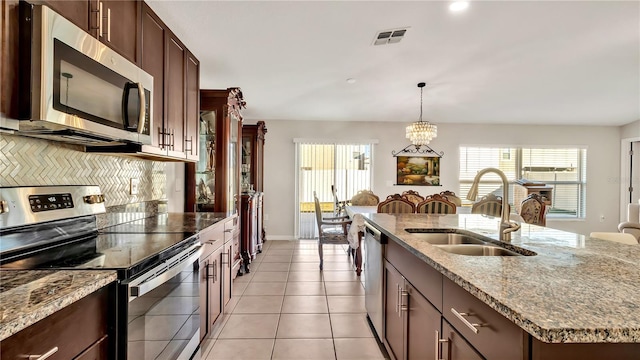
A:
365;223;386;244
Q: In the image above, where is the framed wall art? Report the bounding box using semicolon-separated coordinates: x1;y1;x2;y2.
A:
396;156;440;186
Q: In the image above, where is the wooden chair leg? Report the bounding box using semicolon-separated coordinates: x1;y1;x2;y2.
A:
355;232;363;276
318;240;324;270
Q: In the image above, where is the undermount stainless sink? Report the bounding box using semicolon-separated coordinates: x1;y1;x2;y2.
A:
434;244;521;256
405;228;536;257
405;232;487;245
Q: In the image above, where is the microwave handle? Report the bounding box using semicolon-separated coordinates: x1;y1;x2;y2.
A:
122;82;146;133
136;83;146;134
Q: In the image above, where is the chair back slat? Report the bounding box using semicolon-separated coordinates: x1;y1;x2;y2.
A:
416;194;457;214
471;194;503;217
377;194;416;213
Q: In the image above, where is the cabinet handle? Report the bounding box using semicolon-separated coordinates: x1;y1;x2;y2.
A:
224;229;233;233
396;283;401;316
213;260;217;282
170;129;175;150
106;7;111;42
28;346;59;360
400;288;408;313
185;136;193;154
450;307;484;334
434;331;448;360
98;2;103;37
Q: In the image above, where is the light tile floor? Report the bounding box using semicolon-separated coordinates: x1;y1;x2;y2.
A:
194;240;389;360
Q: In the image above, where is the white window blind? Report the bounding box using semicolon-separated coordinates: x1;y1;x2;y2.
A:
459;146;587;218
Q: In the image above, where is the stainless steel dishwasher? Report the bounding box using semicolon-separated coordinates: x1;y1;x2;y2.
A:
364;222;386;339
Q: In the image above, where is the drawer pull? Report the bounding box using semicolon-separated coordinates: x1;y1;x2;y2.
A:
434;331;448;360
224;229;233;233
451;307;484;334
28;346;59;360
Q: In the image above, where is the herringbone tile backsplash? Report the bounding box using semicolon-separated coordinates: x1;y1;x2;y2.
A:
0;134;166;207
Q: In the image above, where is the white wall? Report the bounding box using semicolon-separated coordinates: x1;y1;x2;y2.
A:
263;121;623;238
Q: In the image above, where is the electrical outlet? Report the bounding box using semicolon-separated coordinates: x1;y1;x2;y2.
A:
130;178;139;195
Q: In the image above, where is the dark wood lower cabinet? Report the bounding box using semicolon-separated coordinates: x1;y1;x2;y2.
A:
383;238;640;360
441;321;484;360
0;284;114;360
384;261;441;360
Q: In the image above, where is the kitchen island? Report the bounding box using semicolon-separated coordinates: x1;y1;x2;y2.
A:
361;212;640;359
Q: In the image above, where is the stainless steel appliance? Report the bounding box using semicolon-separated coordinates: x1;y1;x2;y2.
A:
364;222;386;339
0;186;201;360
16;3;153;146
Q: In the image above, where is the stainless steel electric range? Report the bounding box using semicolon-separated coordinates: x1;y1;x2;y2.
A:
0;186;202;360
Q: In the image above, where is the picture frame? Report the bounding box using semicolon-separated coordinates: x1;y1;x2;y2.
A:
396;156;440;186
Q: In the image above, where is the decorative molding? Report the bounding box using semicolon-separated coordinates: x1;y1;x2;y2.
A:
392;143;444;157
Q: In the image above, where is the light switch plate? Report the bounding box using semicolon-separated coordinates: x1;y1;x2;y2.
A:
130;178;139;195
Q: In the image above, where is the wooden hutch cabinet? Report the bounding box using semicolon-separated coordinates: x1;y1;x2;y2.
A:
185;89;244;213
239;122;267;272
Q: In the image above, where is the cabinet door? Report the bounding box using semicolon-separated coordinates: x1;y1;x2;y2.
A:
185;51;200;161
405;282;441;360
199;258;209;341
384;262;405;360
222;240;233;309
166;32;186;155
94;0;139;64
43;0;90;32
208;248;222;328
140;3;165;150
441;321;484;360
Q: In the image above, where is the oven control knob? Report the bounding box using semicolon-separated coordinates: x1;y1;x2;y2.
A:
83;194;105;204
0;200;8;214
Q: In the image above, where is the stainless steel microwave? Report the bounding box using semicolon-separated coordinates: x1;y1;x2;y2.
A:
17;2;153;146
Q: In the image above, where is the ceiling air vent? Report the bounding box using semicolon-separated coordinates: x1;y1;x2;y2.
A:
373;28;408;46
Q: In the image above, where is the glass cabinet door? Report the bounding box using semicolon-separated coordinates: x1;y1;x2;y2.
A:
228;112;239;212
196;110;216;210
241;135;252;192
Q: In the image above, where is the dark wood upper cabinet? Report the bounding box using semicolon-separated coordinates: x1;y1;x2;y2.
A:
41;0;90;32
140;2;199;161
141;3;166;150
91;0;140;64
166;33;186;155
40;0;139;64
185;52;200;161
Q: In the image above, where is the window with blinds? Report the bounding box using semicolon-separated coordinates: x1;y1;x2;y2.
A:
459;146;587;218
296;141;374;239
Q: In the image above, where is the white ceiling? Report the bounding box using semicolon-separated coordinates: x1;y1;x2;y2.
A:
146;0;640;126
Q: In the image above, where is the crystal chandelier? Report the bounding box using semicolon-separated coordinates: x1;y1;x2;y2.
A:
406;82;437;146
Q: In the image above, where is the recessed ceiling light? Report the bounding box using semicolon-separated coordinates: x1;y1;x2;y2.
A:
449;1;469;12
346;78;356;84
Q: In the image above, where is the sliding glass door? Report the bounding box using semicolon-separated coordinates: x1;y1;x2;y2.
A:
295;141;373;239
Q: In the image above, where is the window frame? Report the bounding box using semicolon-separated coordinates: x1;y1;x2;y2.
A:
459;146;587;219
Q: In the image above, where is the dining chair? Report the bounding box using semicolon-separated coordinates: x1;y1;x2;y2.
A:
331;185;349;216
401;190;425;205
313;191;352;270
350;190;380;206
618;201;640;242
590;232;638;245
377;194;416;213
416;194;457;214
439;190;462;207
471;193;505;217
519;193;548;226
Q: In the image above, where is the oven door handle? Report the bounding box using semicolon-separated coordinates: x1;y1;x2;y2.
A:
126;244;202;301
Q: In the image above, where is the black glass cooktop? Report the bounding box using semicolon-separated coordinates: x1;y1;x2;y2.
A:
1;231;198;279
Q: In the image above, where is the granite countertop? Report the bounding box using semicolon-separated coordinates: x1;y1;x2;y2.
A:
100;212;233;234
0;270;117;341
361;212;640;344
